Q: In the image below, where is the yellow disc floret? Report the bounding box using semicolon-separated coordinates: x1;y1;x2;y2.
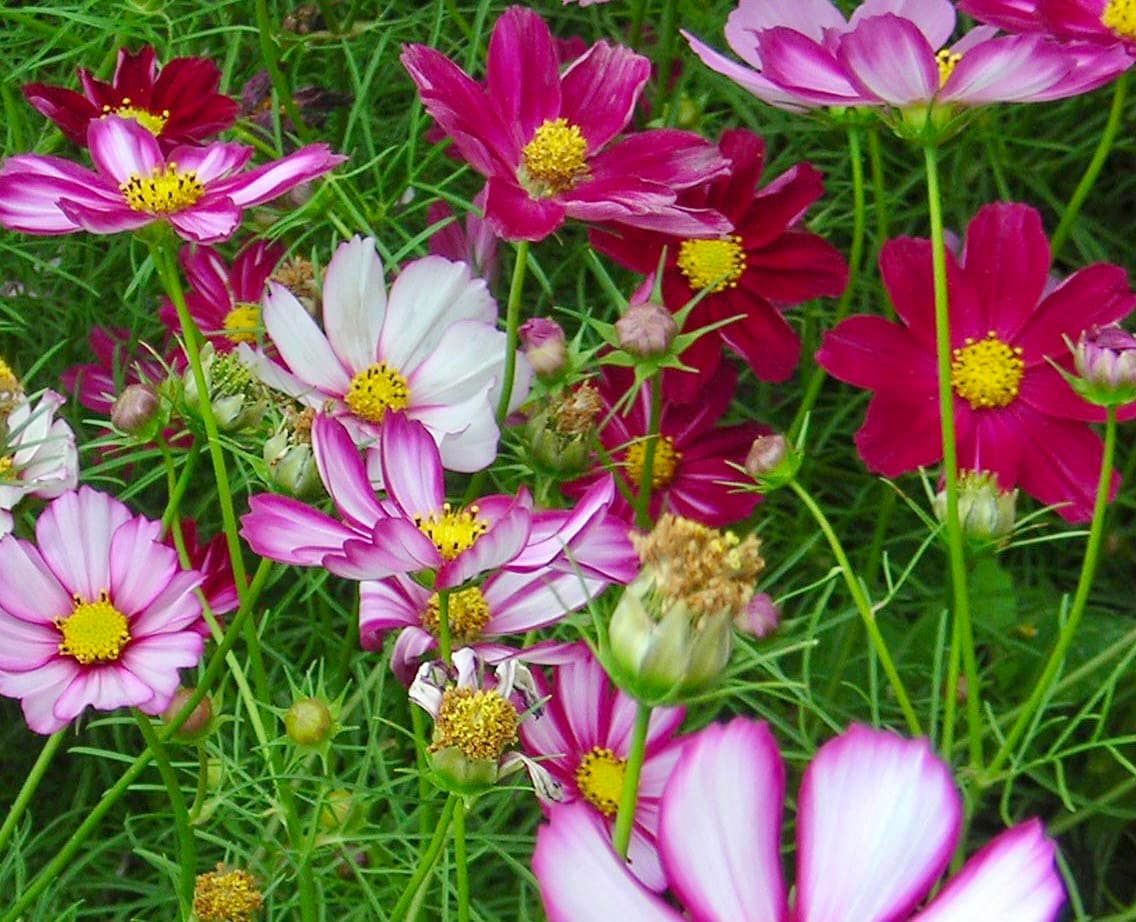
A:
676;236;747;292
575;747;627;817
521;118;590;196
56;591;131;664
193;864;264;922
421;586;492;645
936;50;963;86
0;456;14;480
432;687;519;762
344;362;410;423
626;435;681;489
103;98;170;136
0;356;23;416
222;303;262;344
950;331;1025;409
1102;0;1136;40
415;503;488;560
120;164;205;214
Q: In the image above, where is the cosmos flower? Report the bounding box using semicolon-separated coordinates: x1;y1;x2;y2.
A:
61;327;183;416
816;202;1136;521
427;190;500;285
402;6;730;241
534;718;1065;921
960;0;1136;52
0;487;205;733
22;45;238;150
0;390;79;538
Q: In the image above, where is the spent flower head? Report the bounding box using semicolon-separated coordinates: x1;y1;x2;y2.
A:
193;865;263;922
934;470;1018;548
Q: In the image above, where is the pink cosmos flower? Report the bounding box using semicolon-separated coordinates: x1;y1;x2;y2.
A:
158;240;283;351
592;129;847;402
241;412;533;590
62;327;183;416
564;365;764;528
22;45;239;151
0;115;344;243
402;6;731;242
0;391;79;537
816;202;1136;521
427;190;500;285
535;718;1065;922
961;0;1136;52
358;478;637;682
244;235;529;478
684;0;1129;113
0;487;206;734
521;645;685;891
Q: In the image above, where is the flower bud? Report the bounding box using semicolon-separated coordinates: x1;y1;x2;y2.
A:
736;592;781;639
285;696;334;747
161;686;213;742
933;470;1017;546
1071;324;1136;406
318;788;356;831
264;408;321;498
111;383;162;438
616;301;678;358
520;317;567;378
183;345;268;432
743;433;800;492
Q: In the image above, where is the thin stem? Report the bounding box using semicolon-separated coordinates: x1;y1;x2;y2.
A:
495;241;530;425
612;702;651;858
133;710;196;912
390;795;458;920
436;588;453;664
867;127;890;248
988;406;1117;777
634;373;664;530
158;436;199;536
1050;72;1129;259
253;0;310;142
789;479;923;736
453;797;471;922
0;731;65;854
654;0;680;117
188;745;210;823
630;0;649;47
923;143;983;769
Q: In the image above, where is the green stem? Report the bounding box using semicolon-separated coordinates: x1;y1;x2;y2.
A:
436;588;453;664
0;730;65;854
1050;72;1129;260
612;702;651;858
654;0;680;117
988;406;1117;777
253;0;310;142
133;710;196;912
634;373;664;530
390;795;458;920
630;0;649;47
867;127;890;247
496;241;530;425
188;745;209;823
789;479;922;736
453;797;471;922
923;143;983;769
158;436;199;536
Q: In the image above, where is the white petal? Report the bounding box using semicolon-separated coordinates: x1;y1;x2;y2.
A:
322;236;388;371
262;281;351;395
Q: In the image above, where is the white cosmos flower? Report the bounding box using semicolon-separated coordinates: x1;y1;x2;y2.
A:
0;390;79;538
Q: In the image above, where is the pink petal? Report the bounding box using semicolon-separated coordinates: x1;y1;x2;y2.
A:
816;315;936;395
482;569;601;634
128;570;203;638
1015;263;1136;361
87;116;162;184
588;129;729;191
485;6;562;146
850;0;958;46
838;14;939;105
757;28;868;104
210;144;344;207
0;657;80;734
484;176;566;241
437;491;533;589
0;612;62;672
54;664;153;721
312;414;384;530
379;412;445;519
120;631;205;708
683;31;813;111
957;0;1046;31
166;142;253;184
322;236;388;371
36;488;132;601
57;198;155;236
240;493;360;566
167;196;242;243
939;35;1073;104
109;515;177;613
728;0;847;46
263;281;351;395
389;626;438;685
560;41;651;152
0;536;72;623
359;576;427;640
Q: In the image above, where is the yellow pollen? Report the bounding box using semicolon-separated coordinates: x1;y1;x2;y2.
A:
521;118;590;196
950;331;1025;409
56;591;131;665
0;357;22;416
415;503;489;560
626;435;681;489
421;586;492;645
119;163;205;214
223;303;262;344
0;456;14;480
575;747;627;817
936;50;963;86
344;362;410;424
676;236;747;293
1102;0;1136;39
193;864;264;922
102;100;170;136
432;687;519;762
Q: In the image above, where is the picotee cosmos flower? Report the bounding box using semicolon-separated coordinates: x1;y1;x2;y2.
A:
960;0;1136;53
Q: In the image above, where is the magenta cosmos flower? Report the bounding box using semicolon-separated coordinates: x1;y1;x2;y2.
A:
0;115;343;243
402;6;730;242
158;240;283;351
0;391;79;538
535;718;1065;921
817;202;1136;521
242;412;533;590
564;364;764;528
23;45;239;150
0;487;206;734
592;129;847;402
521;644;685;891
961;0;1136;51
62;327;183;416
245;235;529;477
685;0;1128;113
360;477;637;682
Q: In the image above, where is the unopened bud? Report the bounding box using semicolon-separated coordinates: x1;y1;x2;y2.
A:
616;301;678;359
736;592;780;639
520;317;567;378
933;470;1017;546
264;410;321;498
285;696;334;747
318;788;356;831
1071;324;1136;406
111;383;161;437
744;433;799;491
161;686;213;742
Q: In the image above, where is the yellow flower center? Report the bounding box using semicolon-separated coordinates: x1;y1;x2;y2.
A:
521;118;590;196
103;98;170;136
676;236;747;293
626;435;681;489
223;303;262;344
421;586;492;645
950;331;1025;409
575;747;627;817
936;50;963;86
55;591;131;665
0;357;22;416
193;865;264;922
432;687;519;762
120;164;205;214
415;503;489;560
1102;0;1136;39
0;455;14;480
343;362;410;424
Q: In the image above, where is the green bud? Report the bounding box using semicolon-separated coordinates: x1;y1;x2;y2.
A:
285;696;334;747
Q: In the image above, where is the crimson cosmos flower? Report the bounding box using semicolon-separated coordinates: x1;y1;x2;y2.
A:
960;0;1136;53
816;202;1136;522
23;45;239;150
591;129;848;403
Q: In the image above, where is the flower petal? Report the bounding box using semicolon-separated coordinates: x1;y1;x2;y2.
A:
88;116;163;184
36;488;132;601
322;236;388;371
560;41;650;152
838;14;939;105
485;6;562;146
263;281;351;395
379;412;446;519
312;414;384;531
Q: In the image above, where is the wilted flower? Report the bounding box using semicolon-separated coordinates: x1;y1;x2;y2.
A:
194;864;263;922
240;69;351;133
1071;323;1136;405
520;317;568;379
737;592;781;638
934;470;1019;545
263;406;320;498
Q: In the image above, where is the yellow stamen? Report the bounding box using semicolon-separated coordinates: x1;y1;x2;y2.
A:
626;435;681;489
432;687;518;761
193;864;264;922
521;118;590;196
222;303;262;344
415;503;488;560
575;747;627;817
936;50;963;87
1102;0;1136;40
120;163;205;214
102;98;170;136
0;357;22;416
676;236;747;293
56;591;131;664
950;331;1025;409
421;586;492;645
0;456;14;480
344;362;410;424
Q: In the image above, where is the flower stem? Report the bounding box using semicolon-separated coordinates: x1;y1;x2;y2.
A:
390;794;458;920
157;436;200;536
495;240;530;425
789;479;923;736
634;373;664;530
654;0;680;118
612;702;651;859
923;142;983;769
253;0;310;143
1050;72;1129;260
453;796;471;922
988;406;1117;777
630;0;649;47
0;730;65;855
133;710;196;913
436;588;453;663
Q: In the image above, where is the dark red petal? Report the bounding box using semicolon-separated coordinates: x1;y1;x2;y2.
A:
744;231;849;303
486;7;561;147
21;83;98;144
1014;408;1118;522
816;314;936;395
738;163;826;250
717;292;801;383
853;392;943;477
